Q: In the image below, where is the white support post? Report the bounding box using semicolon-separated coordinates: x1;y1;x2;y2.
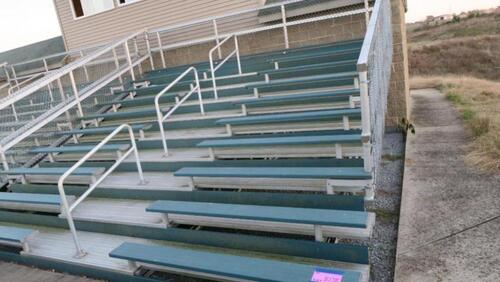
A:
234;36;242;75
145;32;155;70
11;66;19;89
124;41;136;81
43;60;55;102
359;71;372;173
314;225;324;242
69;70;84;118
156;32;167;69
364;0;370;28
112;47;124;85
0;147;9;171
133;38;143;75
80;51;91;82
212;19;222;60
281;5;290;49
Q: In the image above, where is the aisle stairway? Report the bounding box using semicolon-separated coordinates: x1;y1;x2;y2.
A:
0;39;377;282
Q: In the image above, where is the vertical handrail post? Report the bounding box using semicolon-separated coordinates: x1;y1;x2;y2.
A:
359;71;372;172
43;59;55;102
0;146;9;171
212;19;222;60
124;40;136;81
79;51;91;82
69;70;84;118
156;32;167;69
234;36;242;75
145;32;155;70
364;0;370;27
11;66;19;90
281;5;290;49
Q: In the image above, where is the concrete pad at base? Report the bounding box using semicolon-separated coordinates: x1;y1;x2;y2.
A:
395;89;500;282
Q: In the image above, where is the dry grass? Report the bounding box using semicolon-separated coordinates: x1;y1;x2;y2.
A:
409;35;500;80
411;76;500;172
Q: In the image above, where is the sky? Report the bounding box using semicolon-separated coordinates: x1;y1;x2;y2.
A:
0;0;499;52
406;0;499;23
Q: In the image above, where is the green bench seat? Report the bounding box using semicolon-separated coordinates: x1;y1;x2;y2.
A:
30;144;130;154
233;89;359;107
175;167;371;180
110;242;362;282
0;192;74;213
0;225;37;252
216;108;361;126
56;124;152;136
0;167;105;176
197;134;361;148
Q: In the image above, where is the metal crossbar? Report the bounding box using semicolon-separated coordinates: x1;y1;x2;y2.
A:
155;67;204;156
57;123;146;258
209;34;242;100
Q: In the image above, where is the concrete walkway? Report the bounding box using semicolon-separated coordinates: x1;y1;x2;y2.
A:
395;89;500;281
0;261;98;282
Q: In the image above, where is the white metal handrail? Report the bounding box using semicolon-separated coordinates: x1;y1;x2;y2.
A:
209;34;242;100
57;123;146;257
155;67;204;156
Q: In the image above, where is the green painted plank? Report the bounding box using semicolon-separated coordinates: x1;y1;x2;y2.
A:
0;225;35;243
110;242;362;282
216;108;361;125
0;193;61;206
30;144;130;154
175;167;372;180
0;167;105;176
148;201;368;228
197;134;361;148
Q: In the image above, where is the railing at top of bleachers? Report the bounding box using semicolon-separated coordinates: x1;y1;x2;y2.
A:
357;0;393;178
146;0;372;71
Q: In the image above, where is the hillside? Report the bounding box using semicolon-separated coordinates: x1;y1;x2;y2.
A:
408;13;500;80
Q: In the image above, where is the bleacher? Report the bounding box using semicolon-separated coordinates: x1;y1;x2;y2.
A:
0;0;396;280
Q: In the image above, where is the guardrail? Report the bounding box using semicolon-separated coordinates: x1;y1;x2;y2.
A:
0;30;152;168
209;34;242;100
57;123;146;258
357;0;393;177
155;67;204;156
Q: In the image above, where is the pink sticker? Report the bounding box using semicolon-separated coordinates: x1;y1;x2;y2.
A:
310;270;343;282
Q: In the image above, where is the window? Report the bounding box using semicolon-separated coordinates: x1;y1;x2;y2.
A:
118;0;140;5
71;0;115;18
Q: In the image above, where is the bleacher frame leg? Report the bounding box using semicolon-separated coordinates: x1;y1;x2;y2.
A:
314;225;324;242
128;260;138;270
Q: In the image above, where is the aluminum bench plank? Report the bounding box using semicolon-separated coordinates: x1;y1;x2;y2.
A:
175;167;371;180
0;226;36;243
244;72;358;89
0;192;63;206
56;124;151;136
197;134;361;148
30;144;130;154
259;59;357;75
148;200;369;228
233;89;360;106
216;108;361;125
0;167;105;176
110;242;362;282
